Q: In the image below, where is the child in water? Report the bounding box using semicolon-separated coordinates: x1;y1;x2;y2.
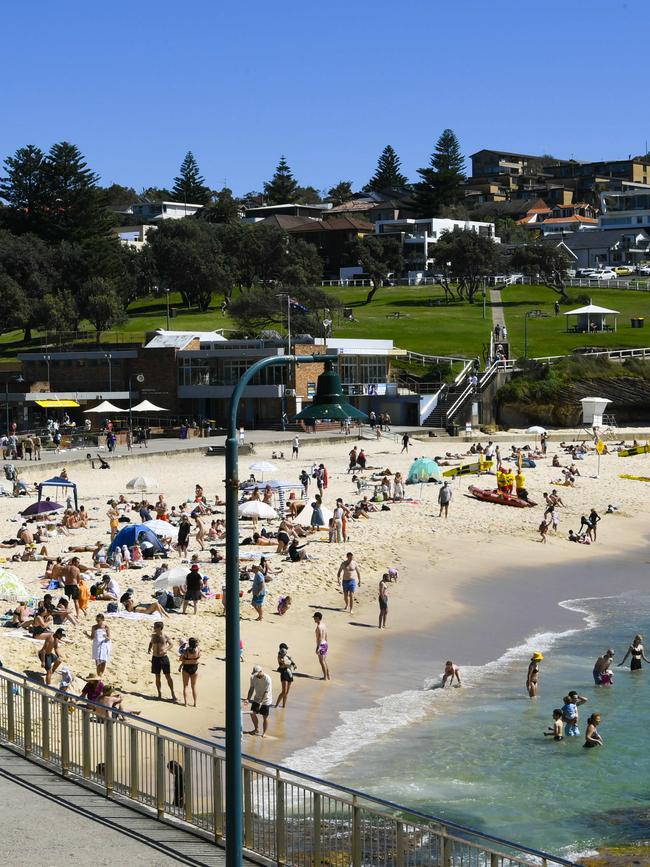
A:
544;709;564;740
441;660;461;687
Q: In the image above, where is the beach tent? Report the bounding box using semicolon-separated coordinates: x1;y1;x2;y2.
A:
130;400;169;413
83;400;125;414
107;523;164;557
407;458;442;484
38;476;78;510
0;569;29;602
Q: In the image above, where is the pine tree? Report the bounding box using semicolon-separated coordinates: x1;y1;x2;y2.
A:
172;151;212;205
0;144;45;233
40;141;111;242
414;129;466;217
364;146;408;192
263;156;299;204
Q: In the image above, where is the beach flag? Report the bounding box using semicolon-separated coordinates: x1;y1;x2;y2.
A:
595;439;605;455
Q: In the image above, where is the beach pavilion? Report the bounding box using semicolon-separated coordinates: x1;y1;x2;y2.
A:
564;303;619;333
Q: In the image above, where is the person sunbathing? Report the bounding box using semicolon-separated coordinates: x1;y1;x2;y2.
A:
120;592;169;618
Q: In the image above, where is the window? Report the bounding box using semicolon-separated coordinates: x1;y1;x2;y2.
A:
359;357;388;384
339;358;357;384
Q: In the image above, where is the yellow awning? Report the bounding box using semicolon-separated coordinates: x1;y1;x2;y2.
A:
35;400;80;408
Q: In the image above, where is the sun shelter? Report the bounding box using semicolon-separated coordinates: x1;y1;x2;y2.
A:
407;457;442;484
83;400;126;414
38;476;78;510
130;400;169;413
564;303;619;333
108;523;165;557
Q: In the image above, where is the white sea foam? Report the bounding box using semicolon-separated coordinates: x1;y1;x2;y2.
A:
285;595;608;776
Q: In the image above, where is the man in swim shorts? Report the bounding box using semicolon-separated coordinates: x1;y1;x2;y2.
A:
337;551;361;614
148;621;177;702
592;649;614;685
313;612;330;680
246;665;272;736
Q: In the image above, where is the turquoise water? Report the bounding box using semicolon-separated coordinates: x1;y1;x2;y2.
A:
305;592;650;860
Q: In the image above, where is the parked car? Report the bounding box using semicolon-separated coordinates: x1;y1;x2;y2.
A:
613;266;633;275
637;265;650;275
597;269;616;279
575;268;596;278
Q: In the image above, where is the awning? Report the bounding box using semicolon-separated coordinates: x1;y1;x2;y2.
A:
35;399;80;408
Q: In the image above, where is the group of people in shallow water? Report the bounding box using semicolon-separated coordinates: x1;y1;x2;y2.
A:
526;633;649;750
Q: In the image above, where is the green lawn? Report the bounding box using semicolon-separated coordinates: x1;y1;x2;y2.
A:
500;285;650;359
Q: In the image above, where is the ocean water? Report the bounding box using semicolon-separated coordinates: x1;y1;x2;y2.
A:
288;592;650;860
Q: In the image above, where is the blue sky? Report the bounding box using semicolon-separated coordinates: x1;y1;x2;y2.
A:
2;0;648;194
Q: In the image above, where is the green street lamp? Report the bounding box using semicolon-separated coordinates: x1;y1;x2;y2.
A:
224;354;366;867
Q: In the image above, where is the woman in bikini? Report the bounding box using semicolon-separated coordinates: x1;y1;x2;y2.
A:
526;651;543;698
179;637;200;707
618;634;650;672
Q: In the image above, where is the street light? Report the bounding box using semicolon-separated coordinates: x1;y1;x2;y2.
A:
104;353;113;393
43;354;52;390
128;372;145;431
5;374;24;435
224;356;365;867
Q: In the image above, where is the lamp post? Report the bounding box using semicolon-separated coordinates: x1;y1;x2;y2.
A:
44;354;52;391
104;353;113;393
224;355;365;867
5;375;24;435
165;289;171;331
128;372;145;431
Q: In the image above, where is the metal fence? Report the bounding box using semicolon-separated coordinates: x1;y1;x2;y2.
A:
0;666;580;867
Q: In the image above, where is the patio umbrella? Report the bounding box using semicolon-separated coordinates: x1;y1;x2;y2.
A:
153;565;192;592
21;500;63;517
130;400;169;413
249;461;278;481
83;400;125;414
143;519;179;540
0;569;29;602
126;475;159;493
238;501;277;520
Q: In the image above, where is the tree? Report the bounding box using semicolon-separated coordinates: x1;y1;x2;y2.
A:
101;183;139;207
364;146;408;192
229;285;340;335
348;235;403;304
0;145;46;234
431;229;504;304
326;181;354;206
510;245;571;302
264;156;299;204
198;187;241;224
40;141;112;243
148;219;231;310
295;185;323;204
171;151;211;205
80;277;128;335
415;129;466;217
0;273;29;335
141;186;173;201
0;230;55;339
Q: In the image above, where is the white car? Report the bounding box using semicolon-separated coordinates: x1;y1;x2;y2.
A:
594;269;616;280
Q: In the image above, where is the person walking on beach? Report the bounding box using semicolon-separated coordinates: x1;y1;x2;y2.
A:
148;621;177;701
182;564;203;615
617;634;650;672
337;551;361;614
249;564;269;620
588;508;601;542
179;637;200;707
62;557;83;618
275;643;297;708
246;665;272;736
538;518;549;543
401;433;410;454
39;628;65;685
438;482;452;518
584;713;603;748
313;612;330;680
292;435;300;459
86;613;112;677
378;574;389;628
526;651;543;697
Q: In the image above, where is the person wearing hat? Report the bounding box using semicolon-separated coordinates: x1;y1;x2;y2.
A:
182;563;203;615
526;651;544;698
245;665;272;736
275;643;297;708
81;672;105;704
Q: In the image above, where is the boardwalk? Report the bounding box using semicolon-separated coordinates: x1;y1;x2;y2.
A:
0;747;247;866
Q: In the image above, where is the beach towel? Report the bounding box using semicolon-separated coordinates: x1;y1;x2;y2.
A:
104;611;158;621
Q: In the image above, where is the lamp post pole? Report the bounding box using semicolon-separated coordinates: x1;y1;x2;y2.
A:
105;353;112;393
128;373;144;433
4;381;8;435
225;353;336;867
166;289;170;331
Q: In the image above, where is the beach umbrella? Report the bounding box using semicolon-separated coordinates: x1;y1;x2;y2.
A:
153;565;192;591
407;457;442;484
238;501;277;520
21;500;63;517
293;503;333;528
126;475;159;493
526;425;546;434
0;569;29;601
249;460;278;481
143;519;179;540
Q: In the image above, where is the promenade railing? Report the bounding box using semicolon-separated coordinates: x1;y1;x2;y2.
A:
0;665;580;867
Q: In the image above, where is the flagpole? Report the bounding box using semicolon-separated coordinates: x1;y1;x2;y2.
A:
287;294;291;355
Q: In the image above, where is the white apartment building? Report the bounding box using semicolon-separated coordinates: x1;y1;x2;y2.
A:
130;200;204;221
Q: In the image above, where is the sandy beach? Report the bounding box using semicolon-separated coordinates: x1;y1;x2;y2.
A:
1;430;649;769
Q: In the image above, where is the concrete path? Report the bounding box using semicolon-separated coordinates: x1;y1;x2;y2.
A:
0;747;242;866
489;288;506;333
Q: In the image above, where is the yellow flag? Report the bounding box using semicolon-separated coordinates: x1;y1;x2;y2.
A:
595;439;605;455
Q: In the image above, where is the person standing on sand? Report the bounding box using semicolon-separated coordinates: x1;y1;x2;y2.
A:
62;557;83;617
438;482;452;518
246;665;272;736
337;551;361;614
292;435;300;459
538;518;549;543
179;637;200;707
526;651;543;697
39;628;65;684
313;612;330;680
378;574;389;628
148;621;177;701
401;433;410;454
275;643;297;708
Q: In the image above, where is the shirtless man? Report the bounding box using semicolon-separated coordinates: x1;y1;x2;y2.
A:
148;622;177;701
39;628;65;684
313;612;330;680
378;574;389;629
337;551;361;614
593;649;615;685
61;557;83;617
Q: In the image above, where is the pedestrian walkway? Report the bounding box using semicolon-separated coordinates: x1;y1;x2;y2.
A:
0;747;243;866
490;287;506;333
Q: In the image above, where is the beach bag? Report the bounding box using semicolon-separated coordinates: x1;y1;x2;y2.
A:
106;602;118;613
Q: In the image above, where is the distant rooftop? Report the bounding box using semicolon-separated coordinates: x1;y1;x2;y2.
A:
145;329;227;349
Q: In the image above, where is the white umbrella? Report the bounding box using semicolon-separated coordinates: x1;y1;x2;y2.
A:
0;569;30;601
294;503;333;528
144;519;179;540
526;425;547;434
238;501;277;520
130;399;169;413
250;461;278;473
126;475;159;492
84;400;125;414
153;565;192;591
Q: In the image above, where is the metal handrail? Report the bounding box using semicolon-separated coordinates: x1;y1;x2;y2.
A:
0;664;580;867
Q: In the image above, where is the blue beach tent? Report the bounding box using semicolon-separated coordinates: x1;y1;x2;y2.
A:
107;523;164;557
406;457;442;484
38;476;78;510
